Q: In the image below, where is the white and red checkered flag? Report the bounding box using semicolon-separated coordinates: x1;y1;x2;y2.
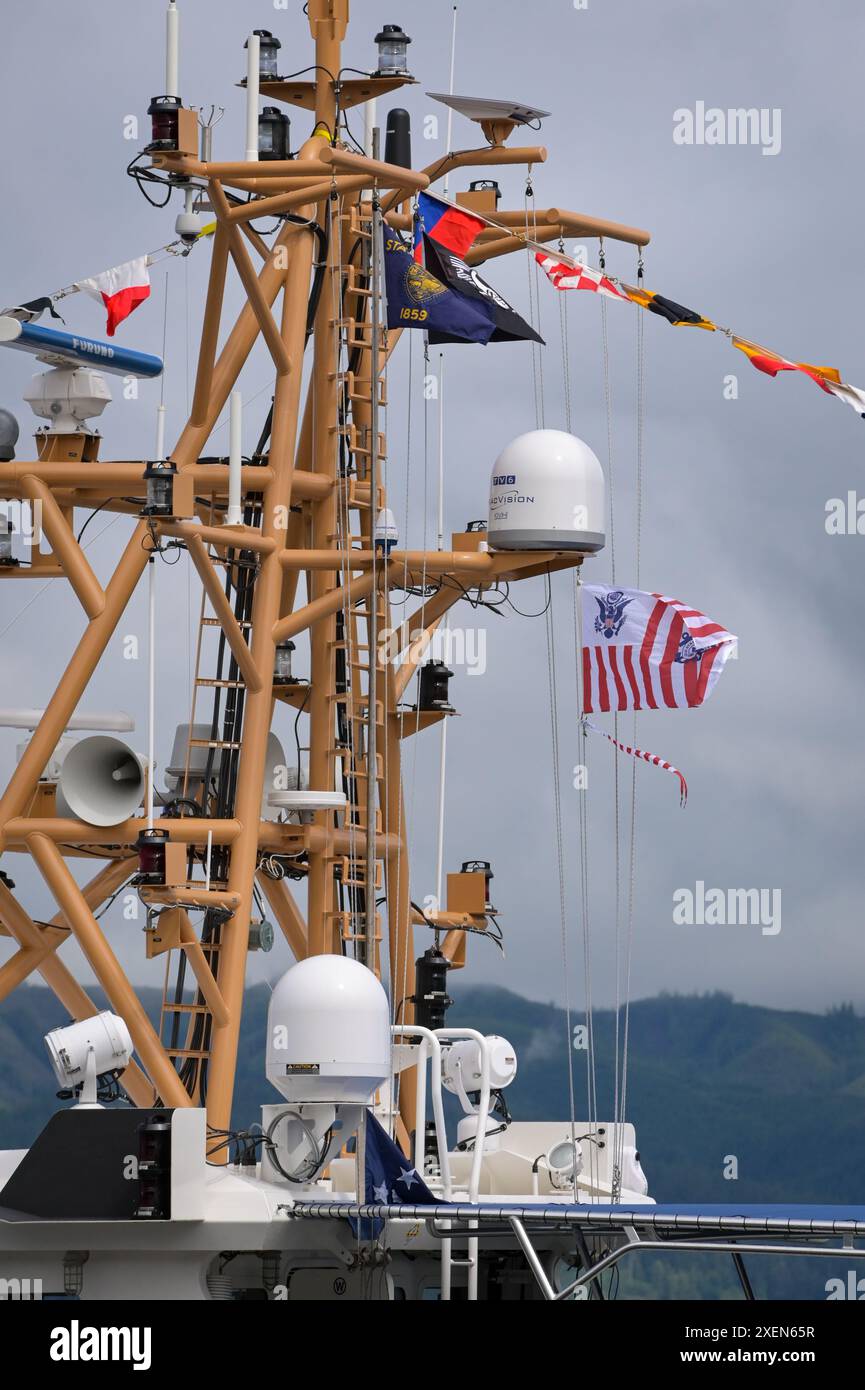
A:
580;586;736;713
583;718;688;805
535;252;629;302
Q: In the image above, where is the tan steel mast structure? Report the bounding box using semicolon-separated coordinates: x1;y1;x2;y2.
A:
0;1;649;1148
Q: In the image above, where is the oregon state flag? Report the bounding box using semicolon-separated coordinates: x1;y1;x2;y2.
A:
383;226;494;342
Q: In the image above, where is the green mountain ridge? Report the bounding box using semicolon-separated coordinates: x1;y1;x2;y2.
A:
1;983;862;1207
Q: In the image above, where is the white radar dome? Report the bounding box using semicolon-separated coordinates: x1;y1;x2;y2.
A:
266;956;391;1104
487;428;605;553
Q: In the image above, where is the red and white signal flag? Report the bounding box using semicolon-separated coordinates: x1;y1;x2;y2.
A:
75;257;151;337
535;253;630;302
580;585;737;714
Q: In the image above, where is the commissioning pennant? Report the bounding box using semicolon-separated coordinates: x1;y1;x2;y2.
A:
75;256;151;336
583;718;688;805
581;585;736;713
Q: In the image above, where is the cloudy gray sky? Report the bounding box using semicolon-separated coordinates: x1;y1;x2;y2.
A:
0;0;863;1021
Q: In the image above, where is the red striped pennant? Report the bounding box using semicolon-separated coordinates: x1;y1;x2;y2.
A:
583;718;688;806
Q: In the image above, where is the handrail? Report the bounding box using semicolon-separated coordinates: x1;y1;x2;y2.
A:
389;1025;452;1197
432;1028;491;1302
390;1024;454;1301
432;1028;491;1203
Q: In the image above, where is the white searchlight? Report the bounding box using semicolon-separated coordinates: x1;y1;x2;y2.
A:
546;1137;584;1190
44;1012;134;1109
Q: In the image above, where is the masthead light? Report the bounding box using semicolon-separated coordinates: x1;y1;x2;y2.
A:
374;24;412;76
142;460;177;517
146;94;182;151
273;639;296;685
259;106;291;161
246;28;281;81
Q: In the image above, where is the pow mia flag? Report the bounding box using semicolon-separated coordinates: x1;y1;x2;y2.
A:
422;235;544;347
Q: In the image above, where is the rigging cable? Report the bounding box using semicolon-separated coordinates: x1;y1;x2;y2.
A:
433;352;449;917
544;573;580;1188
524;177;545;428
615;246;648;1194
598;235;624;1200
524;197;578;1168
558;260;601;1191
574;571;600;1192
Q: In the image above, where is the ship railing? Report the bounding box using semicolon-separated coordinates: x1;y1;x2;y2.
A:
290;1199;865;1302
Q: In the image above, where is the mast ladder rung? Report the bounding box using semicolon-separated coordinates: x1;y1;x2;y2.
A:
339;806;383;832
165;1048;213;1060
356;757;385;780
349;706;386;728
347;444;386;462
195;678;245;689
188;738;243;750
343;265;372;286
329;637;370;652
340;873;383;893
201;616;253;630
351;697;386;720
162;1002;211;1015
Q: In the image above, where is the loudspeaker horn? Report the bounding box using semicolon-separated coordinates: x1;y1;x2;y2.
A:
56;735;147;827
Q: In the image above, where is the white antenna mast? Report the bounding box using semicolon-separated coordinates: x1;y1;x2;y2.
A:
226;391;244;526
442;6;458;196
245;33;260;162
165;2;180;98
434;353;448;911
146;556;157;831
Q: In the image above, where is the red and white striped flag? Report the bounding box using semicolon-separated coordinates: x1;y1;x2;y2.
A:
581;585;736;713
535;252;629;302
75;256;151;337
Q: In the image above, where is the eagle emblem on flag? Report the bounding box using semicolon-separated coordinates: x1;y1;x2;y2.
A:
582;585;736;713
594;589;633;639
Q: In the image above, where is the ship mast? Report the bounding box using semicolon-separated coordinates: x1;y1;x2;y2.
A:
0;0;650;1149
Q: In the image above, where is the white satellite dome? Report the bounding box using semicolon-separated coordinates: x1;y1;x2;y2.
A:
266;955;391;1104
487;428;606;552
